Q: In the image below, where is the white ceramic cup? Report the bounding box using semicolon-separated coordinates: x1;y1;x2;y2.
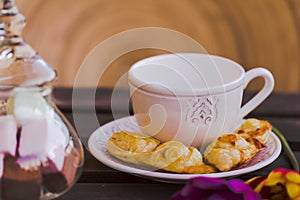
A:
128;53;274;149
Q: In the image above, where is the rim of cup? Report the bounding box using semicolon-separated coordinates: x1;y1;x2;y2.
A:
128;53;245;97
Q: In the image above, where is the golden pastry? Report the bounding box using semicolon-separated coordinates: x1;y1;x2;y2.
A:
108;118;272;174
108;131;160;153
204;133;258;171
107;131;160;164
144;140;189;169
108;131;188;168
107;131;215;174
164;146;216;174
235;118;272;149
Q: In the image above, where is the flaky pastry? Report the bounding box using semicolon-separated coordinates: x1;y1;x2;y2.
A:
107;119;271;174
236;118;272;149
107;131;215;174
204;133;258;171
204;119;271;171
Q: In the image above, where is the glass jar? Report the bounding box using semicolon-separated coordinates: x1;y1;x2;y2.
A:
0;85;84;200
0;0;84;199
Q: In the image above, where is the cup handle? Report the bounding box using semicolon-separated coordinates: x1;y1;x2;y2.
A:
239;68;274;118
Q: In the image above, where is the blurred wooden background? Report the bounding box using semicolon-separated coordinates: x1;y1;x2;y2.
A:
16;0;300;92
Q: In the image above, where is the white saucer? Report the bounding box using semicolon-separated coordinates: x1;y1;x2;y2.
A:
88;116;281;183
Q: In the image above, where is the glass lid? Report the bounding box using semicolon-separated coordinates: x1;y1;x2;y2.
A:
0;0;56;90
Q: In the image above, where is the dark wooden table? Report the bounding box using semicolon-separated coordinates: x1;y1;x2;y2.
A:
54;88;300;200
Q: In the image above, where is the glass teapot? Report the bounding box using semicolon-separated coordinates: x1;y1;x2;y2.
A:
0;0;84;199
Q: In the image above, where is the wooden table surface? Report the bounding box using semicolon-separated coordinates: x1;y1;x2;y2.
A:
53;88;300;200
